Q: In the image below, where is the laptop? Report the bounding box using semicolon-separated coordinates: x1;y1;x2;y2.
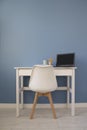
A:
56;53;75;67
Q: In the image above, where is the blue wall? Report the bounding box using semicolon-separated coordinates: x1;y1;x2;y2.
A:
0;0;87;103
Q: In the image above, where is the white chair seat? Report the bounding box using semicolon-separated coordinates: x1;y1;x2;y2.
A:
29;65;57;93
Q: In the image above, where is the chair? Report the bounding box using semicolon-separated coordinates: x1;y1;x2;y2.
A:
29;65;57;119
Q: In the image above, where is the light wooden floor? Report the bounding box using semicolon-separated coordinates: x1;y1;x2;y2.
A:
0;108;87;130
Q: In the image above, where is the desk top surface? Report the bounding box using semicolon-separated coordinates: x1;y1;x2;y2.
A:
14;66;77;70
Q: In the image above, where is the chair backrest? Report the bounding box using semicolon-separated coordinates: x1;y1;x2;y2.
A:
29;65;57;93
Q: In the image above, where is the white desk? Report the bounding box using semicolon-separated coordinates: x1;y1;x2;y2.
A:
15;67;76;117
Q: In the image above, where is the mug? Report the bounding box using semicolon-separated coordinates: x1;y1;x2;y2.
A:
43;60;48;65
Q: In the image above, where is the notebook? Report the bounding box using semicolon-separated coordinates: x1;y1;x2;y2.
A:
56;53;75;67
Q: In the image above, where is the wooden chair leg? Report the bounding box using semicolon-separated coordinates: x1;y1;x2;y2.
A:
30;92;38;119
48;92;57;119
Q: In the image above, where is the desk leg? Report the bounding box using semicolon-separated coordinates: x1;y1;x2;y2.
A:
21;76;24;109
16;69;20;117
71;70;75;116
67;76;70;108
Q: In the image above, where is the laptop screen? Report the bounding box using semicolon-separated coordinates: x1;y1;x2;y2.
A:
56;53;75;67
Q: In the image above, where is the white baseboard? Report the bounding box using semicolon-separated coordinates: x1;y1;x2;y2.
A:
0;103;87;109
0;104;16;108
75;103;87;108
